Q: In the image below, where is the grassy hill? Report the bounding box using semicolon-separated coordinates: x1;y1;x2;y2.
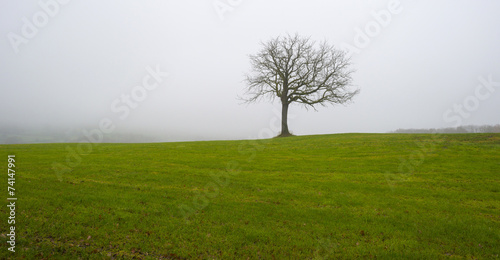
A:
1;133;499;259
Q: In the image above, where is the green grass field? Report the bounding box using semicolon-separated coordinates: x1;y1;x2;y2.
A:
1;133;499;259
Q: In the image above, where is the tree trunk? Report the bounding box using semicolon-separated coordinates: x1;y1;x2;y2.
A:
280;101;291;137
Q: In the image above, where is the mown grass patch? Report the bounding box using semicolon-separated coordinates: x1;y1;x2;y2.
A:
1;133;499;259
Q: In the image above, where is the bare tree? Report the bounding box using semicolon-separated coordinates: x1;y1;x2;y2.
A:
242;33;359;137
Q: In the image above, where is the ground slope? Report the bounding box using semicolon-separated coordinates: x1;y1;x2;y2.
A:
1;134;499;259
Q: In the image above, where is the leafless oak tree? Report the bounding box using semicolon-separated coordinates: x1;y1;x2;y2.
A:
242;34;359;137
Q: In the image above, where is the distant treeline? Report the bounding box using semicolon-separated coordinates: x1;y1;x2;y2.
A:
2;124;500;144
391;124;500;134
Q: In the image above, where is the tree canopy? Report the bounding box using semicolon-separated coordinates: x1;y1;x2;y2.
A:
243;34;359;136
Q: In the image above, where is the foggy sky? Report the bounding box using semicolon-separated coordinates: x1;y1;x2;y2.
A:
1;0;500;142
